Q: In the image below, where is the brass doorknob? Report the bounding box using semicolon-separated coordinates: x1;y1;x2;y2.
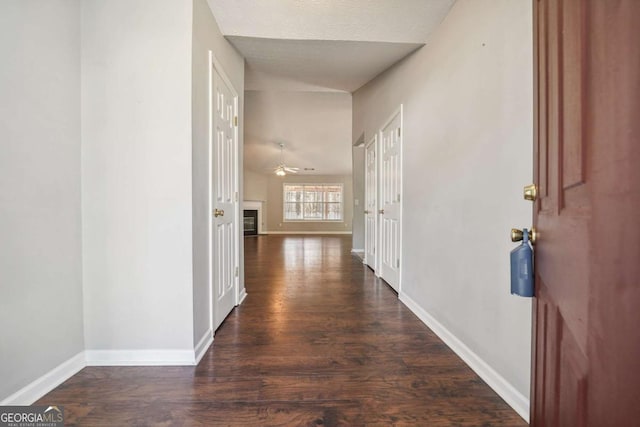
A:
511;227;537;244
213;208;225;217
524;184;537;201
379;209;385;215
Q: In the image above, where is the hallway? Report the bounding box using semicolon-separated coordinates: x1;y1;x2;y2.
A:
37;235;525;425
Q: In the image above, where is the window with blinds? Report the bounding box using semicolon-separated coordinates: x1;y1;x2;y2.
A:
283;184;343;221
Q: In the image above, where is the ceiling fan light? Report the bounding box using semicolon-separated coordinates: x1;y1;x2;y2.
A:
275;167;286;176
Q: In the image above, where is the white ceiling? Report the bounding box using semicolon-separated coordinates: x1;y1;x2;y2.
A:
207;0;456;43
206;0;456;174
232;37;423;93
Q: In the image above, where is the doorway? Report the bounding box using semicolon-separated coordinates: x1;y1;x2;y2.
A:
378;107;403;292
209;55;240;332
364;135;377;271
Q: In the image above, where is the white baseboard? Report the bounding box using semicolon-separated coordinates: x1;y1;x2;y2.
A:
398;292;530;422
0;352;85;405
194;330;214;365
237;288;248;305
2;343;210;405
351;248;364;254
85;349;196;366
266;231;352;235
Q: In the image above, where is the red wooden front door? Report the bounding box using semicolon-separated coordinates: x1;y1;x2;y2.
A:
531;0;640;425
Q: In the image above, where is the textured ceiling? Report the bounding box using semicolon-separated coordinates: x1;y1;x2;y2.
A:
206;0;455;174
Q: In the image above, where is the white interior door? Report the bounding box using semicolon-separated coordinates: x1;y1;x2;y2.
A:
211;66;238;331
364;135;377;270
379;109;402;291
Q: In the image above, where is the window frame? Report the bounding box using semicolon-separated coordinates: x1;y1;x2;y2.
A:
282;183;344;222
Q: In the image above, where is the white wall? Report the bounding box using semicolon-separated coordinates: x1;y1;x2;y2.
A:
265;174;353;233
243;169;269;202
81;0;194;352
243;169;269;232
0;0;246;402
353;0;533;416
192;0;245;346
0;0;84;400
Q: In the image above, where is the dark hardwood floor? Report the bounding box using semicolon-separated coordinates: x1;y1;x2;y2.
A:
37;235;526;426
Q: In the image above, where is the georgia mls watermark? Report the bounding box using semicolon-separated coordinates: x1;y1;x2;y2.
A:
0;406;64;427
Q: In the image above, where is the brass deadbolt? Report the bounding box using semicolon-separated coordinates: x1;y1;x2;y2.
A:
524;184;538;202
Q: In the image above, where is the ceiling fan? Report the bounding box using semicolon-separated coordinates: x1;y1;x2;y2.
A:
273;143;299;176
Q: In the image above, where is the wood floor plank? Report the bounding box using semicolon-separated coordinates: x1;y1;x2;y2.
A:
36;235;526;426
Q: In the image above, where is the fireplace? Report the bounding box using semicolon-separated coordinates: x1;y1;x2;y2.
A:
243;209;258;236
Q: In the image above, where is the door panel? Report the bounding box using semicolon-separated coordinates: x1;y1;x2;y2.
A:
212;68;237;331
533;0;589;423
379;111;401;291
364;136;377;269
531;1;640;425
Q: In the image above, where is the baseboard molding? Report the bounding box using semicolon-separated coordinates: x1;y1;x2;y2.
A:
237;288;248;305
0;352;85;405
2;343;208;405
85;349;196;366
266;231;352;235
351;248;364;254
194;330;214;365
398;292;530;422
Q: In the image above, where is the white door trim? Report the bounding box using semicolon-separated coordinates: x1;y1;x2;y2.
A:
208;50;241;336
